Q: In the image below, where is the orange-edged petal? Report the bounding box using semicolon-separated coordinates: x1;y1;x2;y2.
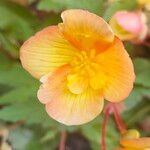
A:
120;137;150;148
20;26;77;79
96;37;135;102
59;9;114;51
37;65;70;104
38;65;104;125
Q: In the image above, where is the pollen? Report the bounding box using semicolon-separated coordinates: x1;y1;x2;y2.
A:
71;49;99;77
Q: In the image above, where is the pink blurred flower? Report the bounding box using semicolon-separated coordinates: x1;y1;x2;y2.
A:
109;11;148;42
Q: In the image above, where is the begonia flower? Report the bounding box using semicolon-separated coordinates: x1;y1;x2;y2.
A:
20;9;135;125
109;11;148;42
114;129;150;150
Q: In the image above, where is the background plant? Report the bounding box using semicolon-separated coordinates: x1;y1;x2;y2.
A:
0;0;149;149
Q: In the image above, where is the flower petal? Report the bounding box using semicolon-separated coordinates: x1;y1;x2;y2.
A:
38;65;104;125
137;12;148;41
59;9;114;51
110;11;148;41
109;17;136;41
20;26;77;79
114;11;142;34
120;137;150;148
67;73;89;94
37;65;70;104
96;37;135;102
113;148;131;150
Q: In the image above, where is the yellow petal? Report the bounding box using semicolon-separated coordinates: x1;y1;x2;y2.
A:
96;37;135;102
90;72;106;90
59;9;114;51
120;137;150;148
38;65;104;125
121;129;140;140
113;148;135;150
20;26;77;79
67;73;89;94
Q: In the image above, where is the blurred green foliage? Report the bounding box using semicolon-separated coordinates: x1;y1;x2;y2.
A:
38;0;104;14
0;0;150;150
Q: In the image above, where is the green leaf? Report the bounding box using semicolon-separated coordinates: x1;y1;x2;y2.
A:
134;58;150;88
35;14;61;31
0;32;19;58
0;98;51;125
0;63;38;87
0;1;36;40
41;130;58;142
0;62;62;127
124;99;150;126
103;0;137;21
134;58;150;74
136;70;150;88
0;0;39;59
125;86;150;110
0;84;13;96
125;58;150;110
37;0;104;15
37;0;65;12
81;117;119;150
0;53;12;71
25;139;44;150
0;87;37;104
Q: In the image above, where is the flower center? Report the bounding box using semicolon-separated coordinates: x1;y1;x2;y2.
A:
71;49;99;77
67;50;105;94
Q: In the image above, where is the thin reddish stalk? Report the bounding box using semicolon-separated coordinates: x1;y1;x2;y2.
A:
59;131;67;150
101;105;112;150
112;104;127;134
101;103;127;150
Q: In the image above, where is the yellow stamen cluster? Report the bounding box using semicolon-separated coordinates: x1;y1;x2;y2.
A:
71;49;99;77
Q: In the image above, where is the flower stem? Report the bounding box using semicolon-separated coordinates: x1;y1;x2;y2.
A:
112;103;127;134
59;131;67;150
101;103;127;150
101;105;112;150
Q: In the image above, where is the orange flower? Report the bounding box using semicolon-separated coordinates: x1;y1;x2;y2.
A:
20;9;135;125
114;129;150;150
109;11;148;42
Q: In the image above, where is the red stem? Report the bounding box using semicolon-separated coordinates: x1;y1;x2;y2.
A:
101;105;112;150
112;103;127;134
100;103;127;150
59;131;67;150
